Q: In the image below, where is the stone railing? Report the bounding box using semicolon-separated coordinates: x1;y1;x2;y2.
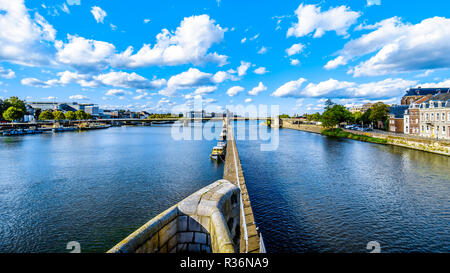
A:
107;179;240;253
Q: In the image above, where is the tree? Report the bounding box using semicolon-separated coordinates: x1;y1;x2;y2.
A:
53;111;65;120
65;111;76;120
75;110;89;120
3;96;26;113
279;114;290;118
3;106;24;121
33;108;42;121
320;104;353;128
0;99;6;120
325;99;335;110
352;111;363;124
39;110;54;120
369;102;390;126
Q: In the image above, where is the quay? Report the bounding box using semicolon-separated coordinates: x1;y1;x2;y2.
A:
107;118;264;253
277;118;450;156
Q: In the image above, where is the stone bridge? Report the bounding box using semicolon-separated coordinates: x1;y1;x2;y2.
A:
107;119;264;253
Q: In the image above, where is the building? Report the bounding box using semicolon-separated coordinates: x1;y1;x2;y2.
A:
389;105;409;133
185;110;205;118
349;102;373;114
418;92;450;139
401;87;447;105
26;101;99;117
405;96;431;135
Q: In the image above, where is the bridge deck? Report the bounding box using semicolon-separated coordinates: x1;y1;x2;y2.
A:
223;123;261;253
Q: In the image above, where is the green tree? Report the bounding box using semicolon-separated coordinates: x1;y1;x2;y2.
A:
369;102;390;126
279;114;290;118
33;108;42;121
75;110;89;120
320;104;353;128
352;111;363;124
39;110;54;120
3;96;26;113
0;99;6;120
325;99;335;110
2;106;24;121
53;111;65;120
65;111;76;120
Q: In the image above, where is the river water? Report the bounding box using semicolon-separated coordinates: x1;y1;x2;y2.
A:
0;121;448;252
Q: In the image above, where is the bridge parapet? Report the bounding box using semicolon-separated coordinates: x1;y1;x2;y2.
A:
107;179;240;253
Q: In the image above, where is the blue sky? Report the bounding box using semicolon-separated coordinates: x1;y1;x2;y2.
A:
1;0;450;115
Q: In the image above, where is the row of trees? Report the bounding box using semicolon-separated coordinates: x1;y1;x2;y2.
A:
0;97;27;121
146;113;178;119
38;110;92;121
304;99;390;129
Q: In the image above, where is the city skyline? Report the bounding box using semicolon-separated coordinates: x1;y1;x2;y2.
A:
1;0;450;115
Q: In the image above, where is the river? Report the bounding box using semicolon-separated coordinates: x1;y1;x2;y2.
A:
0;121;448;252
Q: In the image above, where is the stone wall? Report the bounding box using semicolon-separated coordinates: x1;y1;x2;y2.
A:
347;129;450;156
223;123;261;253
107;179;240;253
280;119;323;134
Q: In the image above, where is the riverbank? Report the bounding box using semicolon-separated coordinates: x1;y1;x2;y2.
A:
279;119;450;156
322;128;387;144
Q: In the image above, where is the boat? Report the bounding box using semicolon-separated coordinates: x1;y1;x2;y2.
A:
219;131;227;141
210;146;225;160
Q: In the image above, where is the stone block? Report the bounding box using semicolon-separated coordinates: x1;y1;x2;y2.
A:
177;215;188;232
194;232;207;244
168;235;177;253
188;216;201;232
177;232;194;244
188;243;201;252
159;219;177;246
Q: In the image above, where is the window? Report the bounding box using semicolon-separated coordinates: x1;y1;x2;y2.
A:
437;113;440;120
443;126;446;132
422;125;424;132
416;119;418;124
431;113;434;121
426;113;429;120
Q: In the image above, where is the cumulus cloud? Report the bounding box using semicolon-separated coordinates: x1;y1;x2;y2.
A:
245;98;252;103
290;59;300;66
227;86;244;97
55;35;116;72
69;94;89;100
248;82;267;96
327;17;450;77
287;4;360;38
237;61;251;76
367;0;381;6
257;46;268;54
0;66;15;79
286;43;304;56
143;19;151;24
105;89;132;97
272;77;416;99
194;86;217;95
0;0;56;66
95;71;166;90
91;6;107;23
111;15;227;68
272;78;307;97
253;67;268;74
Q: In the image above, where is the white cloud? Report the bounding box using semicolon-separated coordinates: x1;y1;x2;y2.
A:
272;77;416;99
324;56;346;69
248;82;267;96
367;0;381;6
0;66;15;79
111;15;227;68
194;86;217;95
95;71;166;90
105;89;131;97
253;67;268;74
55;35;116;72
67;0;80;5
212;70;238;83
143;19;151;24
91;6;107;24
287;4;360;38
227;86;244;97
301;79;355;97
61;3;70;14
241;37;247;43
290;59;300;66
286;43;304;56
245;98;252;103
272;77;307;97
329;17;450;77
0;0;56;66
237;61;251;76
69;94;89;100
257;46;268;54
